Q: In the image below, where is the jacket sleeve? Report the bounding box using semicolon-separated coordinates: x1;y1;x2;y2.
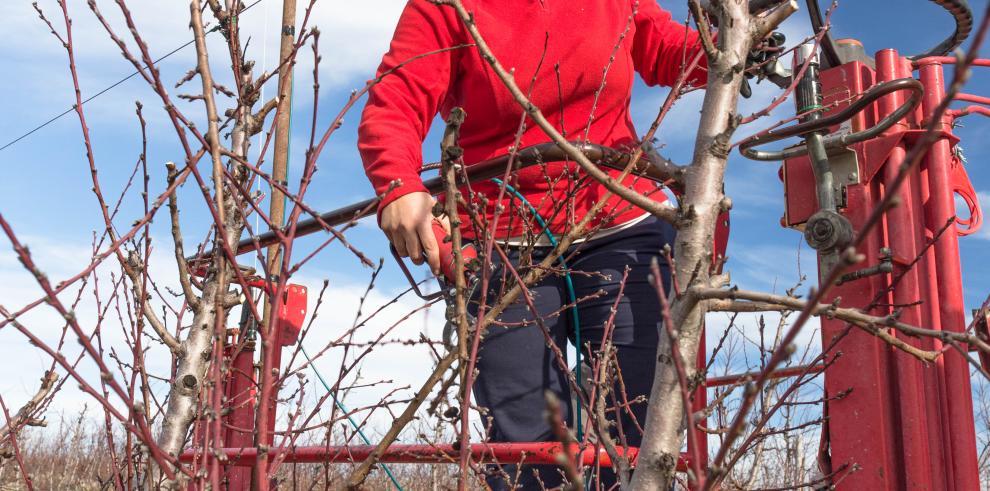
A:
631;2;708;87
357;0;459;212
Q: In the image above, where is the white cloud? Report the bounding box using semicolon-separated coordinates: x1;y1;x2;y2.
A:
1;0;404;86
0;234;176;413
0;0;406;140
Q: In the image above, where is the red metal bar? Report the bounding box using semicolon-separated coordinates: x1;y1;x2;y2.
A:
954;93;990;106
902;51;956;489
950;105;990;118
877;49;937;489
911;57;990;68
178;443;689;469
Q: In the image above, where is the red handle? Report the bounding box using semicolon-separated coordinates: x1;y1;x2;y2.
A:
434;221;477;283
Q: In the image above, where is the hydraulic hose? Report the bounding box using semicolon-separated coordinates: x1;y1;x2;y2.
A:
807;0;973;68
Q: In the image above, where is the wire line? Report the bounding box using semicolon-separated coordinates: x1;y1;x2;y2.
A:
490;178;584;440
0;0;263;153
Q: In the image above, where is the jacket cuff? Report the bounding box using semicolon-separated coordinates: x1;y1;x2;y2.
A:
375;178;430;223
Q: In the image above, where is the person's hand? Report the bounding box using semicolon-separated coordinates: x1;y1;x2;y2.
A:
380;191;448;275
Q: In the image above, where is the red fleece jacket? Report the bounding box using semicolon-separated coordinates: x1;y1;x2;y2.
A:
358;0;706;240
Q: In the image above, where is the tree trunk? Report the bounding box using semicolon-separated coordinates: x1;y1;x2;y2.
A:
630;1;795;488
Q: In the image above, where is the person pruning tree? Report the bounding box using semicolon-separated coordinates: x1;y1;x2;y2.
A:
358;0;709;488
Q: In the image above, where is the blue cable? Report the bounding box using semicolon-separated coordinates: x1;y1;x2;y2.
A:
490;178;584;440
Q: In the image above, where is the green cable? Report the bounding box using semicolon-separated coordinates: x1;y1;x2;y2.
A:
282;68;402;490
300;345;405;490
490;178;583;441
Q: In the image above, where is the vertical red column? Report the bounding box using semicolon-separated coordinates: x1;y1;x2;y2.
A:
917;59;981;491
224;334;257;490
897;53;955;490
875;48;939;490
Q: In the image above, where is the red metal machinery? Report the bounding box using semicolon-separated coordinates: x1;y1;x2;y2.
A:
183;279;309;489
741;43;988;487
182;56;990;490
182;144;730;487
803;50;985;489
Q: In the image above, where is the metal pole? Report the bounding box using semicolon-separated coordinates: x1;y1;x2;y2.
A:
267;0;296;257
253;0;296;488
876;48;935;489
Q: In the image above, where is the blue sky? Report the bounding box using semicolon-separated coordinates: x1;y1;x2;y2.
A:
1;0;989;434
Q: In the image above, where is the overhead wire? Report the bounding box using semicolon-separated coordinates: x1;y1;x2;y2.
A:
0;0;264;153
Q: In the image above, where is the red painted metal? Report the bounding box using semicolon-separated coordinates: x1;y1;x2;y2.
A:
210;284;307;489
912;56;990;68
917;57;980;491
179;442;652;470
179;442;682;469
274;284;308;347
955;92;990;106
779;50;982;489
222;332;256;490
704;363;825;388
433;221;479;283
950;104;990;119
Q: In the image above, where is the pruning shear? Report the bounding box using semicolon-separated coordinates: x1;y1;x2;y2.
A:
391;221;480;350
391;220;480;300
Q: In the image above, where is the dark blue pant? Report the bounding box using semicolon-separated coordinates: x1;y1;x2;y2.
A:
469;216;675;490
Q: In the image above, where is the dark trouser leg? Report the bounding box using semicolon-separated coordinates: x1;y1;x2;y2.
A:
568;217;676;486
470;247;571;491
470;216;675;490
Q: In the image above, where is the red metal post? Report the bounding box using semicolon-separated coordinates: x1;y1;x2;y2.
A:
222;332;256;490
876;48;938;489
688;326;708;490
917;58;981;491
